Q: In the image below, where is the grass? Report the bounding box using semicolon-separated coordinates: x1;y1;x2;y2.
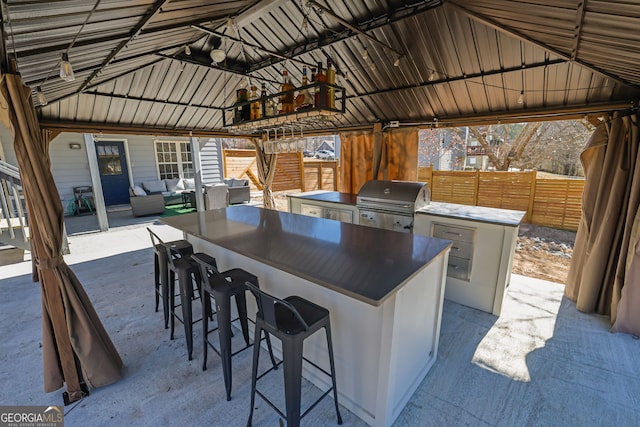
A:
160;203;196;217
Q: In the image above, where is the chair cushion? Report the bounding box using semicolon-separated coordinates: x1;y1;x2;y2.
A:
224;178;249;188
132;185;147;196
165;178;185;192
142;180;167;193
183;178;196;189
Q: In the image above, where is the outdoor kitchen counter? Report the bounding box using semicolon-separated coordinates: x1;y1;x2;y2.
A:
287;190;357;205
414;202;525;316
416;201;526;226
162;205;451;427
161;205;450;306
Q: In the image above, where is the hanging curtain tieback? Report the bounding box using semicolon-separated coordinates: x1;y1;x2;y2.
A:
38;255;64;270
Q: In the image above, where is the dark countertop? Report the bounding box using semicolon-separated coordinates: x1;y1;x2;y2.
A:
288;190;358;206
162;205;450;306
416;201;526;227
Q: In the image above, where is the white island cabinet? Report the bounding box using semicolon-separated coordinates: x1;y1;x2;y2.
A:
162;206;451;427
414;202;526;316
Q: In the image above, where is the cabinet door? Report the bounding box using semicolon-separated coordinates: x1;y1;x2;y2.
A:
324;207;353;223
300;203;323;218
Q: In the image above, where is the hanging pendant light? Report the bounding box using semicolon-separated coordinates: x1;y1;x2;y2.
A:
210;48;226;64
517;90;524;105
60;52;75;82
36;86;48;106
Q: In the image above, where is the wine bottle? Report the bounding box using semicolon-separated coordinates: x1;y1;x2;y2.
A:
250;85;261;120
314;61;326;108
296;65;313;111
260;83;267;117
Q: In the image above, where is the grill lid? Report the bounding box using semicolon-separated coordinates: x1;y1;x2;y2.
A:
356;180;430;213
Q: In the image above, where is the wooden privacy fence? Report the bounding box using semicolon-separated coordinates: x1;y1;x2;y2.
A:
222;152;581;230
418;167;584;230
223;149;338;192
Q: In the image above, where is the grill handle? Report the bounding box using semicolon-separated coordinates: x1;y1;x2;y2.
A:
357;198;413;210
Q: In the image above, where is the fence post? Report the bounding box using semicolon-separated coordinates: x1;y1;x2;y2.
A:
526;170;537;223
474;169;480;206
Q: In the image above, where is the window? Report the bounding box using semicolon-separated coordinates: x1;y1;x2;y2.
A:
97;144;123;176
155;141;193;180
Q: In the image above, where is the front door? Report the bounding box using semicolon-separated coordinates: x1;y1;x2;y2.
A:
95;141;130;206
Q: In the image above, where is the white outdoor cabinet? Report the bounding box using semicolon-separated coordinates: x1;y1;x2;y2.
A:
414;202;525;316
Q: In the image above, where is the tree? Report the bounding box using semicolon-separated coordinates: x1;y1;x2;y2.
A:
418;128;466;170
515;120;593;176
469;123;542;171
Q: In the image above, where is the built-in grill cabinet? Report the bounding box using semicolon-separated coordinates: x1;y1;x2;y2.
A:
356;180;430;233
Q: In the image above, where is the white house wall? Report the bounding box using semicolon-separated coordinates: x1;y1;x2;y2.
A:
0;129;224;213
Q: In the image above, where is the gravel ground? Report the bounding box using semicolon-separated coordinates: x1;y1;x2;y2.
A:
512;223;576;285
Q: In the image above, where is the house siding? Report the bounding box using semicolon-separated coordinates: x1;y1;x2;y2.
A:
200;138;223;184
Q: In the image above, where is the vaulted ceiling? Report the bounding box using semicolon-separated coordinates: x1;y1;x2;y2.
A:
2;0;639;136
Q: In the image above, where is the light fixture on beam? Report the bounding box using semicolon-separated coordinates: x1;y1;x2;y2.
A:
210;48;226;64
517;90;524;105
362;48;369;60
393;56;401;67
184;45;192;55
60;52;75;82
36;86;48;106
428;70;437;82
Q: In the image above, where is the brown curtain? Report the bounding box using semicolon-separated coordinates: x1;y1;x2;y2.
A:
385;127;419;181
253;138;277;209
566;112;640;335
0;73;123;401
340;126;419;194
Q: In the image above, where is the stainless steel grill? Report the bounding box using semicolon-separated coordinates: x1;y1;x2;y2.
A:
356;180;430;233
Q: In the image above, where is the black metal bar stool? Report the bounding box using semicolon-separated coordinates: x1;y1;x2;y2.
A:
191;254;277;401
245;282;342;427
147;228;193;329
163;243;214;360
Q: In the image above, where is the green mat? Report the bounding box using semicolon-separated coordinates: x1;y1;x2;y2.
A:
160;204;196;217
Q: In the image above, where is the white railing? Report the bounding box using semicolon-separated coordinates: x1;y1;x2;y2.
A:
0;160;29;247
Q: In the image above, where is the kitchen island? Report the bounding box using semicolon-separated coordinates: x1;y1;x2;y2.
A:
162;205;450;426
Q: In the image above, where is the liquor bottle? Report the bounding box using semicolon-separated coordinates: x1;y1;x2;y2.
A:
279;69;295;114
295;65;313;111
326;58;336;109
234;88;248;123
260;83;268;117
314;61;326;108
249;85;261;120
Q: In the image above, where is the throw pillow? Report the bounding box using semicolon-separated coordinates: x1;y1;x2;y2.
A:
132;186;147;197
142;180;167;193
183;178;196;189
165;178;184;192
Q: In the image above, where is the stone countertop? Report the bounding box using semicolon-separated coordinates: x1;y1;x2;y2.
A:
416;201;526;227
162;205;450;306
287;190;358;206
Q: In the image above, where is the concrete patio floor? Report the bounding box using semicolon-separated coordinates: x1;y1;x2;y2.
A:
1;209;639;426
